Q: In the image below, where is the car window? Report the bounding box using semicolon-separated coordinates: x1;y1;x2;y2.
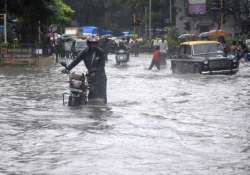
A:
193;43;222;55
75;41;87;48
179;45;191;57
180;46;185;55
186;45;192;55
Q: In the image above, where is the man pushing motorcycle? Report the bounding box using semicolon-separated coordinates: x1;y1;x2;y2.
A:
62;36;107;104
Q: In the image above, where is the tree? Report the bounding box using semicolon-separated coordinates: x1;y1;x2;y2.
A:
0;0;74;43
224;0;250;32
64;0;173;31
207;0;250;32
54;0;74;25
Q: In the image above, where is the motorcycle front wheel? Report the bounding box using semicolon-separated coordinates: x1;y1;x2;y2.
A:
68;95;81;106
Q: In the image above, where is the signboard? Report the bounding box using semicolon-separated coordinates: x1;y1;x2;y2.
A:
35;49;43;55
81;26;98;36
99;29;112;37
65;27;79;35
188;0;206;15
189;0;206;3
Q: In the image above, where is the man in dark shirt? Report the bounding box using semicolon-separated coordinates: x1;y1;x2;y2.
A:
62;36;107;104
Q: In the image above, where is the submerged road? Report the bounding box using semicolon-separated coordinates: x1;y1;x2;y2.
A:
0;54;249;175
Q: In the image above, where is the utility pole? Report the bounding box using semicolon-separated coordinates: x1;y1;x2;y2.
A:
144;7;148;41
220;0;224;30
4;14;7;44
38;20;41;45
133;14;136;37
169;0;172;24
149;0;152;42
4;0;7;44
104;0;109;27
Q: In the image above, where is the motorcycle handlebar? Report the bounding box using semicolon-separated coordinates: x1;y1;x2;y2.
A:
60;61;97;75
60;62;70;74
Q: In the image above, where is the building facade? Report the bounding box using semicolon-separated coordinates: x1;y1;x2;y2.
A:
175;0;240;36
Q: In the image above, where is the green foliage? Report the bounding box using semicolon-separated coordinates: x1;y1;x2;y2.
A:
4;0;74;24
0;0;74;43
65;0;173;30
54;0;74;25
208;0;250;27
0;42;9;48
164;27;180;53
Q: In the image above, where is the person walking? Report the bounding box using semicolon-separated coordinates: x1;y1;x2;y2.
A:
133;38;140;57
148;46;161;70
159;37;168;65
62;36;107;104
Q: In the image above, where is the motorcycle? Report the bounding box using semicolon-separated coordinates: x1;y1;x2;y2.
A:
115;49;129;65
61;62;89;106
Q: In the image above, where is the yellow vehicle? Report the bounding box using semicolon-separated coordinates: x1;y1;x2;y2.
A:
170;41;239;74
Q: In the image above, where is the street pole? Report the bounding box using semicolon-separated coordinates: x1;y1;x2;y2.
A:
38;20;41;45
149;0;152;42
4;14;7;44
133;14;136;37
169;0;172;24
145;7;148;41
4;0;7;44
104;0;108;27
220;0;223;30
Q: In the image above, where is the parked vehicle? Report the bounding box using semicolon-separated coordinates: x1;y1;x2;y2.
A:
178;33;196;40
198;30;226;39
170;41;239;74
71;39;87;59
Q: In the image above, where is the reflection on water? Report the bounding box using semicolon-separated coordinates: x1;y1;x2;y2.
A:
0;55;249;175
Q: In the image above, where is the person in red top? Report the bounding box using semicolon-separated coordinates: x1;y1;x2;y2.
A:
148;46;161;70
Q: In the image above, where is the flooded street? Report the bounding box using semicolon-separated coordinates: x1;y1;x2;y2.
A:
0;54;249;175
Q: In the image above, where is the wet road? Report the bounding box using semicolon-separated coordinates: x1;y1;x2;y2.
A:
0;54;249;175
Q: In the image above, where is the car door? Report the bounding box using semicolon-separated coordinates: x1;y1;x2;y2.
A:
178;45;193;71
172;45;186;73
179;45;186;59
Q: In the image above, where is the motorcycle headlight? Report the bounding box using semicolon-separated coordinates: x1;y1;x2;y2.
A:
204;60;208;65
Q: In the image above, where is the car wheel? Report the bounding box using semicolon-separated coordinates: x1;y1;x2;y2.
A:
116;59;120;65
68;96;74;106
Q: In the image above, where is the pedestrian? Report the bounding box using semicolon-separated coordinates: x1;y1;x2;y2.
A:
159;37;168;65
230;40;237;55
62;36;107;104
218;36;229;57
57;37;65;59
239;41;249;61
99;36;110;61
148;46;161;70
65;39;73;59
153;37;160;47
133;38;140;57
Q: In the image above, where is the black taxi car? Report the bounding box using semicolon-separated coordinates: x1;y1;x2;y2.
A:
170;41;239;74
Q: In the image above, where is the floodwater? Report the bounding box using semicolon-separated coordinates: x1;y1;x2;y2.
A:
0;54;249;175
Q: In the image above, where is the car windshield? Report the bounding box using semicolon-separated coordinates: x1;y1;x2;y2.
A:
75;41;87;48
193;43;222;55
